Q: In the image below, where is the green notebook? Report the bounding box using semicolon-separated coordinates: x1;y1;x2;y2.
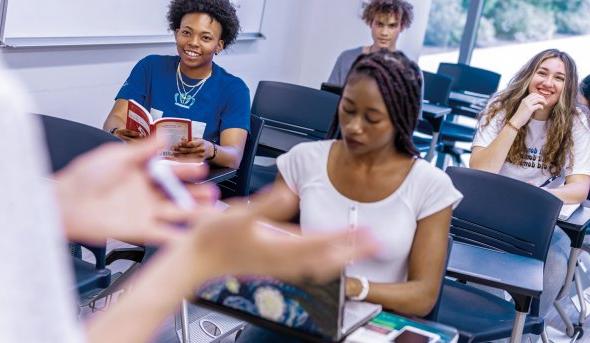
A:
346;311;458;343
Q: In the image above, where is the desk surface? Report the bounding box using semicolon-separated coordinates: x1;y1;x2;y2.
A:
448;242;543;297
449;91;489;106
557;205;590;247
422;103;452;119
201;166;237;184
259;126;316;153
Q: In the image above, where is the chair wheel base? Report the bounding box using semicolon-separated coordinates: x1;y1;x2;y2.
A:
569;324;584;340
574;324;584;339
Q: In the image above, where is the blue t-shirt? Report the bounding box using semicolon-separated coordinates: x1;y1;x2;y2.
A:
116;55;250;143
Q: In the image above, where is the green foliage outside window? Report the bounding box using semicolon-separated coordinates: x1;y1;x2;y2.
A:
425;0;590;48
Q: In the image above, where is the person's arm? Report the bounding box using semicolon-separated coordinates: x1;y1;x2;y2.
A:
103;99;142;142
469;127;518;173
171;128;247;168
470;93;548;173
546;174;590;204
246;174;300;223
346;206;452;317
86;191;378;343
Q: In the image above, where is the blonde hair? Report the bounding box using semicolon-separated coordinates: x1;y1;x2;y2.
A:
482;49;579;176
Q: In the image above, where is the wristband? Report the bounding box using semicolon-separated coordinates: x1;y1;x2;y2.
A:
349;276;369;301
206;143;217;161
506;121;520;132
109;127;119;135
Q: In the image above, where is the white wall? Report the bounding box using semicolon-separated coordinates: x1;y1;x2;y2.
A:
0;0;431;128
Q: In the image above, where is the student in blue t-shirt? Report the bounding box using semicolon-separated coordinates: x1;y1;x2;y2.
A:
103;0;250;168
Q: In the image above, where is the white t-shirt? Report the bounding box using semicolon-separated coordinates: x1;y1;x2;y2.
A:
277;140;463;283
0;66;83;342
472;110;590;186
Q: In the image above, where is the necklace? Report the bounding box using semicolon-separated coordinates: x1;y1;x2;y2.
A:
175;63;211;109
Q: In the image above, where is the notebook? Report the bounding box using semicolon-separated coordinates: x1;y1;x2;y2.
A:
559;203;580;221
195;274;381;342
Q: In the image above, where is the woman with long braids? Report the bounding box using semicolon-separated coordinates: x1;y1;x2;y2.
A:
470;49;590;317
103;0;249;168
238;50;463;342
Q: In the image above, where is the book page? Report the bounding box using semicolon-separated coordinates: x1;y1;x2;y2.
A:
191;121;206;140
559;203;580;221
153;120;191;158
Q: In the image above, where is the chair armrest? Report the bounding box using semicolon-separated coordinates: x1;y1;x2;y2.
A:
447;242;543;298
106;247;145;265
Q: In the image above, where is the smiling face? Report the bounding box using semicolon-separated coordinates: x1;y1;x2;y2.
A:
339;74;395;156
528;57;566;109
370;12;402;51
175;12;224;75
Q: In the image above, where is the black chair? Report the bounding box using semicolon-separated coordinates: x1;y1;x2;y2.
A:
414;71;453;161
36;113;120;303
435;63;501;168
218;115;265;198
249;81;340;193
437;167;562;343
424;235;453;322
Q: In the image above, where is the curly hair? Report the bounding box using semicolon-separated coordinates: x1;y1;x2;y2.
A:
581;74;590;103
167;0;240;48
333;50;422;157
362;0;414;29
482;49;579;176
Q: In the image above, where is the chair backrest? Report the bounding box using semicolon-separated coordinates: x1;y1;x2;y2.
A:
252;81;340;140
423;71;452;106
36;114;121;173
219;115;264;197
36;113;120;267
446;167;562;261
423;235;453;321
437;63;501;96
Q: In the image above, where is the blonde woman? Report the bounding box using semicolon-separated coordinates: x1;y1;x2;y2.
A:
470;49;590;317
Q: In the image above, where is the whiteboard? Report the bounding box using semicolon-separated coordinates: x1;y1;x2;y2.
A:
0;0;266;47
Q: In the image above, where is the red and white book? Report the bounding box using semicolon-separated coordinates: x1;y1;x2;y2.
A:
126;99;192;157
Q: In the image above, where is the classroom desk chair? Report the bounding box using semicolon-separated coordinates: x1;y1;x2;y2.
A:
554;197;590;339
249;81;339;193
36;113;120;304
434;63;501;168
438;167;562;343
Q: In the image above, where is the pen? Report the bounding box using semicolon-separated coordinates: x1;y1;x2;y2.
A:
347;203;358;263
539;175;558;188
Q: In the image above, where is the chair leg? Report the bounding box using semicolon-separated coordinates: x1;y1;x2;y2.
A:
540;328;549;343
510;311;527;343
574;268;587;331
554;248;582;338
179;299;191;342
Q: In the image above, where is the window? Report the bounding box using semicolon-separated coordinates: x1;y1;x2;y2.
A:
470;0;590;87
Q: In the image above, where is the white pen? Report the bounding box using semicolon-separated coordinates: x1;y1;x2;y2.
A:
348;203;358;232
347;203;358;263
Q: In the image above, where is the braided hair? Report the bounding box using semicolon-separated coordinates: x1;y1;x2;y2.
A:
332;50;422;157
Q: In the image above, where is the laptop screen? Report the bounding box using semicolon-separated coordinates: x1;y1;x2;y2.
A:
196;275;342;341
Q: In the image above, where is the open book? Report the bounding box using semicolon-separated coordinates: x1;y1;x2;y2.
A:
126;99;191;157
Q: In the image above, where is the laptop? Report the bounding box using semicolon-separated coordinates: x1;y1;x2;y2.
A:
194;273;381;342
